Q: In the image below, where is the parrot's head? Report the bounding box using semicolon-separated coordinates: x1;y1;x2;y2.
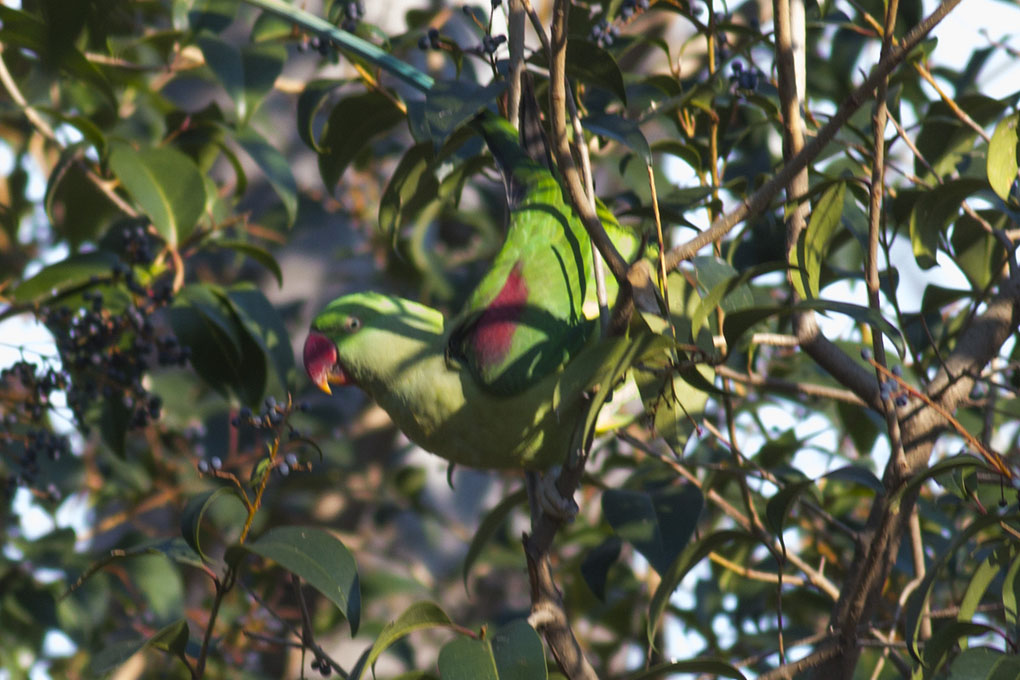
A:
304;291;445;394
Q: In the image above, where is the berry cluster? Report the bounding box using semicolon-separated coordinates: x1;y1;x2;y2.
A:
43;227;187;431
310;656;333;677
860;348;909;408
590;0;650;47
338;1;364;32
418;27;442;51
1;361;72;498
730;61;759;91
219;396;312;478
420;4;507;57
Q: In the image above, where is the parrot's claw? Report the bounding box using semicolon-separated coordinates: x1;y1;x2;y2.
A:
538;466;578;521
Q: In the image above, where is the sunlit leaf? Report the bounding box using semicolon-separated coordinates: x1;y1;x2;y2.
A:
108;143;207;246
227;526;361;635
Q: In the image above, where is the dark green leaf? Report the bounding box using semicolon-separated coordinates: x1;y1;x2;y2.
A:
378;142;438;240
223;285;295;393
909;177;987;269
198;35;245;117
90;619;190;675
0;7;115;109
528;39;626;104
226;526;361;635
231;125;299;228
648;530;754;645
462;488;527;589
490;620;547;680
603;484;702;577
409;79;507;148
923;621;1000;673
188;0;237;33
904;509;1014;660
583;113;651;164
1003;549;1020;626
297;79;342;152
11;251;118;304
352;601;454;680
212;239;284;287
108;143;207;246
438;636;499;680
181;487;246;562
318;90;405;191
581;536;622;601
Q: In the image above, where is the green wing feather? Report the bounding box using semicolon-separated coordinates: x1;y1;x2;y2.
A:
449;112;638;396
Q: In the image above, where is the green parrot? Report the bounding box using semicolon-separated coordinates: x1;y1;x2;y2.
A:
303;110;638;470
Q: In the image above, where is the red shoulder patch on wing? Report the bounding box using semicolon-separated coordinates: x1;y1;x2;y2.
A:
470;262;528;370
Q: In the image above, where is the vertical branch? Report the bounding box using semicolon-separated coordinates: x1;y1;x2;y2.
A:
547;0;629;288
506;0;526;128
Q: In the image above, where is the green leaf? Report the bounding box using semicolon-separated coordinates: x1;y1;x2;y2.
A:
212;239;284;287
904;509;1015;660
490;620;547;680
0;7;116;109
724;298;905;355
438;636;499;680
297;79;342;152
408;79;507;148
351;601;454;680
318;90;405;192
987;112;1019;201
603;484;703;576
108;143;207;246
378;142;438;240
11;250;118;304
181;487;246;562
790;181;846;299
226;526;361;635
223;285;295;393
90;618;190;675
823;465;884;493
169;284;252;400
948;648;1004;680
580;536;622;601
198;35;245;117
240;42;286;123
188;0;238;32
765;478;816;551
1002;549;1020;626
621;659;746;680
231;125;299;228
647;530;754;645
957;544;1009;637
462;488;527;589
529;39;627;104
922;621;1000;673
909;177;987;270
583;113;651;164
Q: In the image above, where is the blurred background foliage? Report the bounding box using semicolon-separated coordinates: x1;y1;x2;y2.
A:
1;0;1019;678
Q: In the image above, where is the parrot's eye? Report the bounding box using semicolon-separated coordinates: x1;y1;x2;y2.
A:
343;316;362;332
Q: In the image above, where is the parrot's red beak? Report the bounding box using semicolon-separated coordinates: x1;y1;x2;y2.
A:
303;331;350;395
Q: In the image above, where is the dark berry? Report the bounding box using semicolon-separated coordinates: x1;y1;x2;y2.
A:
211;456;223;470
891;365;903;377
198;460;210;473
860;347;873;361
